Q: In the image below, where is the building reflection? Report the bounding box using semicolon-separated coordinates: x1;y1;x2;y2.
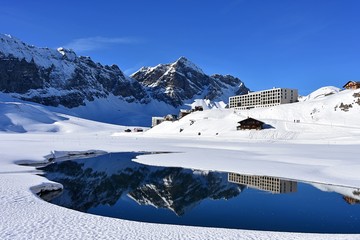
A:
228;172;298;194
343;196;360;205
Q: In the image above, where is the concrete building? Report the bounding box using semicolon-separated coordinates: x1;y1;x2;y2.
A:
228;172;297;194
152;114;178;128
151;117;165;128
229;88;298;110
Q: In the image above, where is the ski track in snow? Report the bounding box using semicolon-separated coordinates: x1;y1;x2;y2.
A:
248;130;299;141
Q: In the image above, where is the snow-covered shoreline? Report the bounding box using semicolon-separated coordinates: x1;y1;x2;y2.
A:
1;88;360;239
1;130;360;239
2;172;355;240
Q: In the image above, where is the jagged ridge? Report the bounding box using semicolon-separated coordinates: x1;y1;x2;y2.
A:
0;34;148;107
0;34;249;116
131;57;249;107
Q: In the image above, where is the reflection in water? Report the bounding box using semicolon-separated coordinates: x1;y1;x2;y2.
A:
229;172;360;206
311;182;360;205
37;152;360;233
38;189;63;202
228;172;297;194
38;152;241;216
344;196;360;205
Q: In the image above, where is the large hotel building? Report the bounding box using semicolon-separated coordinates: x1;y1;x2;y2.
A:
229;88;299;110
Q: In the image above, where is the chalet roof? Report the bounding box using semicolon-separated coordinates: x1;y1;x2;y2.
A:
238;117;264;125
343;80;360;88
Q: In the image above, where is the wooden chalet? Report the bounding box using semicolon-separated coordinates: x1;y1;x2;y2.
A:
237;117;264;130
343;81;360;90
178;106;203;119
194;106;203;111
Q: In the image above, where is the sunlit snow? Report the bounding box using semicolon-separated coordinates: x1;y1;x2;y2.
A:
0;87;360;239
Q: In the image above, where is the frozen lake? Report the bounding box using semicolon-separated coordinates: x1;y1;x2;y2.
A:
38;152;360;233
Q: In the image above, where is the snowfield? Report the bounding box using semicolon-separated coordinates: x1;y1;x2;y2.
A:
1;87;360;239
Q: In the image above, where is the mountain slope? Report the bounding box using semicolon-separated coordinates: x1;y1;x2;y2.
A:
299;86;341;102
0;34;249;125
131;57;249;107
0;98;131;133
147;88;360;143
0;101;66;133
0;34;148;108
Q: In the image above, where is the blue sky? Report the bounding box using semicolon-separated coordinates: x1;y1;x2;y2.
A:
1;0;359;95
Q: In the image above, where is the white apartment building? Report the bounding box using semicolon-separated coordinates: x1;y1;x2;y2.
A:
229;88;298;110
228;172;297;194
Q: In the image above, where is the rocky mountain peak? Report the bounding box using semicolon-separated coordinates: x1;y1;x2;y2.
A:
0;34;149;107
0;34;250;124
57;47;76;61
131;57;249;107
171;56;205;75
0;33;21;43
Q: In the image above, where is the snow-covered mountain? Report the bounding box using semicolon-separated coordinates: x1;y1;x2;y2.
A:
131;57;249;107
0;34;249;125
2;85;359;146
0;34;148;108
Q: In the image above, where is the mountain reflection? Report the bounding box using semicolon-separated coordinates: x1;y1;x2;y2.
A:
38;152;242;216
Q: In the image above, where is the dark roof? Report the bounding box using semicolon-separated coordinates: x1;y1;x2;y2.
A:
343;81;360;88
238;117;264;125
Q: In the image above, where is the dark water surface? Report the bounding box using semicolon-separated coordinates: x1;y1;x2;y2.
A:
38;152;360;233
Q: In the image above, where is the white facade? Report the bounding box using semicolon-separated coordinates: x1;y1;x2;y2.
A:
228;172;297;194
151;117;165;128
229;88;298;110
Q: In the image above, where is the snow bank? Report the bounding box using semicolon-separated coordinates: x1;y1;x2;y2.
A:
300;86;341;101
147;88;360;143
0;101;67;133
2;172;352;240
1;130;359;239
0;87;360;239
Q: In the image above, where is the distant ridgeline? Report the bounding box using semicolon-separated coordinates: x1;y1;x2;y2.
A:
0;34;249;113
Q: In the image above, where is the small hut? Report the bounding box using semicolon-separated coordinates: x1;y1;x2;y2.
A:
164;114;177;121
237;117;264;130
133;128;143;132
179;109;191;119
343;81;360;90
194;106;204;111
